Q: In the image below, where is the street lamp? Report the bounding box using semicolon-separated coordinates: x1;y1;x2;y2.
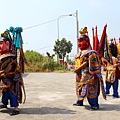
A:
57;10;79;53
57;14;72;41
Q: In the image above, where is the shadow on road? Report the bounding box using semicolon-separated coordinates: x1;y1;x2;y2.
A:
17;107;76;115
1;104;120;115
0;108;13;114
84;104;120;111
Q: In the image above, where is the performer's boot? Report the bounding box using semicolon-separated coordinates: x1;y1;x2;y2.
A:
88;97;99;110
0;104;7;108
10;106;19;116
73;100;83;106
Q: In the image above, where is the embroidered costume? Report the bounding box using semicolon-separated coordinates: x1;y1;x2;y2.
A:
102;39;120;98
0;27;28;115
73;27;106;110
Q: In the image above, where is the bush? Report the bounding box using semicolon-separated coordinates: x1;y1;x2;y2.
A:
24;50;70;72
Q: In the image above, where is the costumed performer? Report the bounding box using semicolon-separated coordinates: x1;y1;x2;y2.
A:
102;39;120;98
0;27;27;116
73;27;106;110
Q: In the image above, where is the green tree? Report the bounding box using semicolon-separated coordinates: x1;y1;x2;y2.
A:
53;38;73;63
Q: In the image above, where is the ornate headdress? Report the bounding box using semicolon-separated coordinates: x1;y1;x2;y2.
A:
78;27;91;50
79;27;88;36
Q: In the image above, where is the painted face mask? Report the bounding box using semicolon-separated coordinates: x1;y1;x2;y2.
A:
0;37;10;54
78;35;90;50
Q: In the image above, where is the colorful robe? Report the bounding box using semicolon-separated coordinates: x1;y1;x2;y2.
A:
0;53;26;104
74;49;106;100
102;56;119;83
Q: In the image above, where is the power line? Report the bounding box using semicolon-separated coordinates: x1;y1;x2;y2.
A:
23;19;57;51
36;45;53;51
24;19;57;30
23;14;75;30
24;19;57;51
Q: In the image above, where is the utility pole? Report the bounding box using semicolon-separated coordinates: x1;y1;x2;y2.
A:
76;10;79;53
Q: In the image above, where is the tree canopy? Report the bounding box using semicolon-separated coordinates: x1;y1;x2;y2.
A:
53;38;73;61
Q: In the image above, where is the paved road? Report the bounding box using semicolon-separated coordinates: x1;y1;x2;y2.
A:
0;72;120;120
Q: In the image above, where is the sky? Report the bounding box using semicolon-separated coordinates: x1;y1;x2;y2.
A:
0;0;120;59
